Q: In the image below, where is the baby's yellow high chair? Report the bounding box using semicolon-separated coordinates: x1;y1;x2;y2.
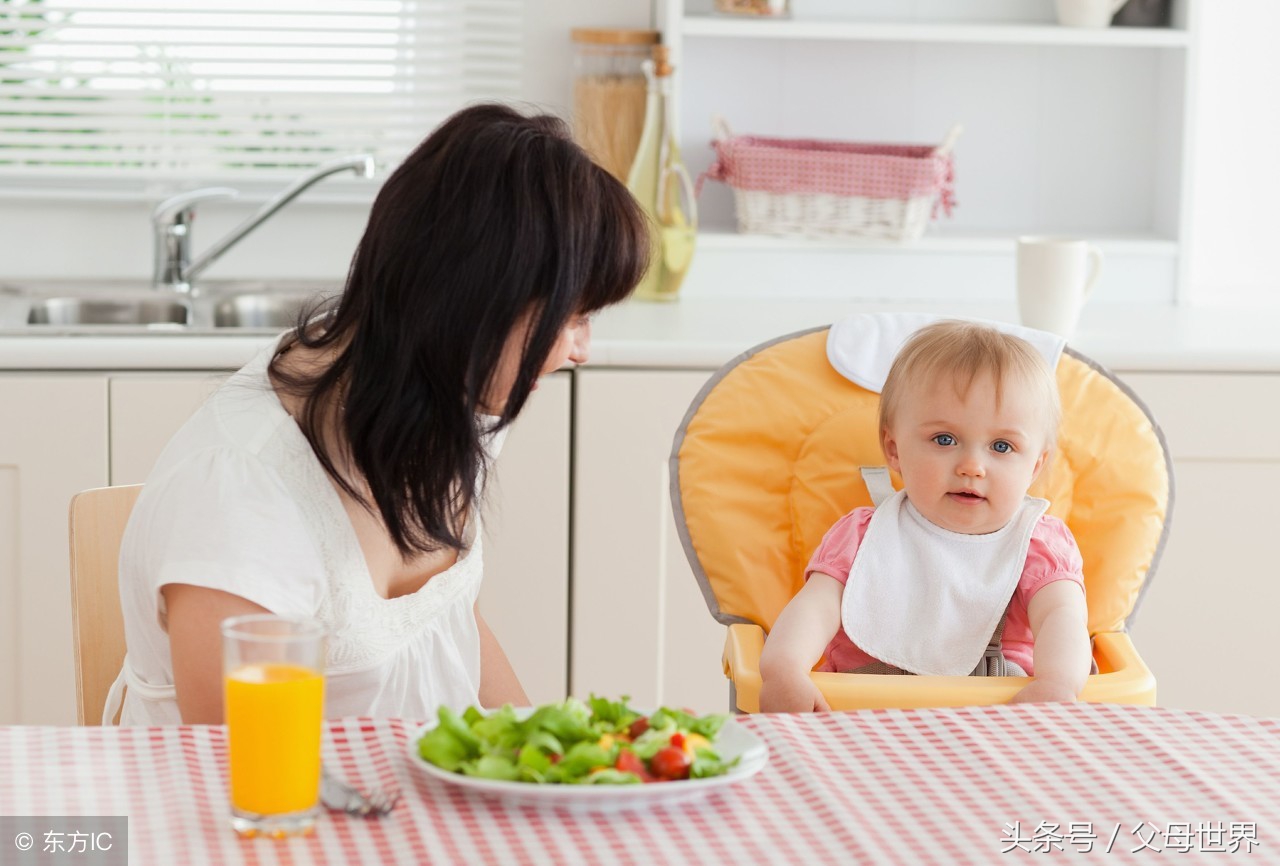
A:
670;314;1170;712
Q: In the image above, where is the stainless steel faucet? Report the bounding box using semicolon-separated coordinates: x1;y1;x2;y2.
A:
151;154;376;293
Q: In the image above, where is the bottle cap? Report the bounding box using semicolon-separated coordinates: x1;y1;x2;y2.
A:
652;44;673;77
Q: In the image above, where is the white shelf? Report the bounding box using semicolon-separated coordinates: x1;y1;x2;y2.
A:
681;16;1190;48
668;0;1199;303
696;230;1180;257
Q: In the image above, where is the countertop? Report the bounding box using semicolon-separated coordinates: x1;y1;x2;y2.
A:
1;297;1278;373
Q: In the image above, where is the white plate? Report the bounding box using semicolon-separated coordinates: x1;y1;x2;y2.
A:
406;711;769;812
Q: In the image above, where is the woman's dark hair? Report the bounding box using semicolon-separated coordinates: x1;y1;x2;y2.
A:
270;103;650;557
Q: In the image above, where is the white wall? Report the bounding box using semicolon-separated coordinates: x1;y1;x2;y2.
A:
0;0;652;285
520;0;653;119
1185;3;1280;305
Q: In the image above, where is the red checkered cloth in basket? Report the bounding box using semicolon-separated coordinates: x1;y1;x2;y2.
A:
700;133;957;218
2;704;1278;865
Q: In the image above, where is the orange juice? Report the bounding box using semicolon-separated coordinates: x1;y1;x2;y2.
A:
225;662;324;816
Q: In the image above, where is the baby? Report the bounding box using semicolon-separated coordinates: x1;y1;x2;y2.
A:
759;320;1092;712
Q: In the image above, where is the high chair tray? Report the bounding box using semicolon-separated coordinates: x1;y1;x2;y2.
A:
724;624;1156;712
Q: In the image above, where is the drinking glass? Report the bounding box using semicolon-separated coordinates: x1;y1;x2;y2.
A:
222;614;326;838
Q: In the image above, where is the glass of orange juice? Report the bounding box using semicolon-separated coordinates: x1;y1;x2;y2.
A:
221;614;326;838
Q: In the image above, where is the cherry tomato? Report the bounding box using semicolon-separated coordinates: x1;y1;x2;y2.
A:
615;749;654;783
628;717;649;740
669;732;686;750
649;746;692;781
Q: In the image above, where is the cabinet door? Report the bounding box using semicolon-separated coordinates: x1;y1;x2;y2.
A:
1120;373;1280;718
478;373;572;705
1131;462;1280;718
109;374;228;485
0;376;108;725
573;369;727;714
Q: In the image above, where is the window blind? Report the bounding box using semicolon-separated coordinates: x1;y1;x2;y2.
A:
0;0;523;195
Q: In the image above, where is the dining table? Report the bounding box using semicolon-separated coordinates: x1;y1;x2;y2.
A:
1;701;1277;865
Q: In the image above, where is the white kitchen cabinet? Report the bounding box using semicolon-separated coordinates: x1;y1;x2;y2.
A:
109;375;228;485
106;371;573;706
1132;462;1280;719
661;0;1199;304
8;357;1274;724
0;376;108;725
477;374;572;705
1119;372;1280;718
572;369;729;714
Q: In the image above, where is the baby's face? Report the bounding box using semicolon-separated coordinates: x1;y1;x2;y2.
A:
883;372;1049;535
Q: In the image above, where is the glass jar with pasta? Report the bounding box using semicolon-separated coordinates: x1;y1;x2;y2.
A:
570;29;660;183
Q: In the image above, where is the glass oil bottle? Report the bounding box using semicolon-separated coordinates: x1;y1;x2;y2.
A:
625;45;697;302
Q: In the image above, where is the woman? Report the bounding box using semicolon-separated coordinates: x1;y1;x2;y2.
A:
111;104;650;725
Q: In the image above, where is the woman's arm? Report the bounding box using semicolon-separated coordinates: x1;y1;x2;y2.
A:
1011;580;1091;704
163;584;272;724
475;604;530;708
758;573;843;713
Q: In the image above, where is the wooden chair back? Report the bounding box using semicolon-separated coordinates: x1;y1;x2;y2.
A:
68;484;141;725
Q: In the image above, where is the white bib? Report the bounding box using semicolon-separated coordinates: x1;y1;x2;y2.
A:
840;490;1048;676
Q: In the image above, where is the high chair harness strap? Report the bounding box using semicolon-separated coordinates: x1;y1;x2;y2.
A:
860;466;896;508
843;602;1025;677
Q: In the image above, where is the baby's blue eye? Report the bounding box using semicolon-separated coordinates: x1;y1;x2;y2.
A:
992;440;1013;454
932;434;956;447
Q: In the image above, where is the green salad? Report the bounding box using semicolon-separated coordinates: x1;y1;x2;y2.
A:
416;695;740;784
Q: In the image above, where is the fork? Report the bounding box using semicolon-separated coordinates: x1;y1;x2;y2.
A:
320;768;400;817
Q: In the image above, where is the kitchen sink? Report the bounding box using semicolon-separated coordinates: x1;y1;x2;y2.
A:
3;281;342;333
28;296;190;327
212;292;328;329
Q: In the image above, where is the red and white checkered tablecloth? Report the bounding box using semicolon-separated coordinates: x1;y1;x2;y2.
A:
2;702;1278;865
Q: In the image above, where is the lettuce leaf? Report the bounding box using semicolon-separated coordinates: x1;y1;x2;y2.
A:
418;705;482;771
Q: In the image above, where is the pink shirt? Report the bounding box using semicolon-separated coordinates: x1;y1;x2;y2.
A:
805;507;1085;676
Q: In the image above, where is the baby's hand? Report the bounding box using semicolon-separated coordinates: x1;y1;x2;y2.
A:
759;673;831;713
1010;677;1079;704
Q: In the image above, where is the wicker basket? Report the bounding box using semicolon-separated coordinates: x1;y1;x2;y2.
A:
698;118;962;242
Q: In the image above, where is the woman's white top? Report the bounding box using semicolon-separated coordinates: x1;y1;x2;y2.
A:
113;338;504;725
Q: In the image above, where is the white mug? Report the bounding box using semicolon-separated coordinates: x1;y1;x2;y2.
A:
1055;0;1127;28
1016;237;1102;340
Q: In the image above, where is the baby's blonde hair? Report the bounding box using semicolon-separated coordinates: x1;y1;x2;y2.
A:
879;320;1061;452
